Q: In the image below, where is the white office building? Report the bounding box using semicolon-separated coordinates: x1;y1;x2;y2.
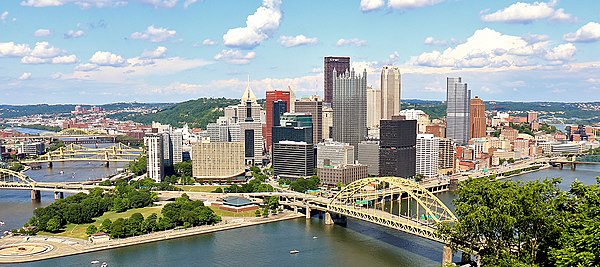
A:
416;134;439;178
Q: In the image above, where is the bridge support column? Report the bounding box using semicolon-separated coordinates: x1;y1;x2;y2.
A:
559;163;563;170
571;163;576;171
47;162;53;168
54;191;64;200
305;206;311;219
293;205;298;213
324;212;334;225
31;190;41;201
104;161;110;168
441;245;452;266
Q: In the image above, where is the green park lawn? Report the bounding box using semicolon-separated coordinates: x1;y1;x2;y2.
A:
39;206;163;240
208;206;256;218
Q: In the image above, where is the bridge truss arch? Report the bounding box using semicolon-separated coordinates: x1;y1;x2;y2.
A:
0;168;36;186
327;177;456;242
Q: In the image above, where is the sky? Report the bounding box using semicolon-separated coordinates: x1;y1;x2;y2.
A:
1;0;600;104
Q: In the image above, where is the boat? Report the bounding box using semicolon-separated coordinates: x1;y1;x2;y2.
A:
312;236;317;239
91;260;100;264
101;262;108;267
290;250;300;254
0;221;5;226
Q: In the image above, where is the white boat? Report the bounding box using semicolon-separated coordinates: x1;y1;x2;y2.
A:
59;170;64;175
312;236;317;239
0;221;5;226
290;250;300;254
91;260;100;264
101;262;108;267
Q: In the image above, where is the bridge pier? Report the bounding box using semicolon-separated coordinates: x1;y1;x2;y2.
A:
571;163;576;171
305;206;311;219
31;190;41;201
47;162;53;168
324;212;334;225
54;191;64;200
104;161;110;168
559;163;563;170
441;245;452;266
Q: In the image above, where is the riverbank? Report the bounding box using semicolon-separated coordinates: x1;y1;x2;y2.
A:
0;212;304;264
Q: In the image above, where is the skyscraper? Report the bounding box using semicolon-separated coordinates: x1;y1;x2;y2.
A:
380;66;401;120
272;112;313;146
379;118;416;178
470;96;486;139
265;90;290;152
416;134;439;178
332;68;367;158
144;133;164;182
295;97;323;144
366;86;381;129
446;77;471;145
239;100;263;165
324;56;350;104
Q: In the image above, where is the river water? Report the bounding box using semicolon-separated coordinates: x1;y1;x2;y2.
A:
1;163;598;267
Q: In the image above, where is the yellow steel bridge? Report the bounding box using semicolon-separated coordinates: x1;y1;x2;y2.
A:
20;143;143;165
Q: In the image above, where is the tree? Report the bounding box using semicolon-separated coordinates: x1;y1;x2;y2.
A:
415;174;424;182
100;219;112;233
86;225;98;235
142;213;158;233
264;196;279;210
255;210;261;217
45;217;62;232
174;161;193;177
212;187;223;193
262;208;269;217
110;218;125;238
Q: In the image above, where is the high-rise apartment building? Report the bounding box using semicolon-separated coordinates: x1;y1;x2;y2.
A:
379;118;416;178
265;90;291;152
366;86;381;129
438;138;455;174
470;96;486;139
295;97;323;144
207;117;241;142
446;77;471;145
144;133;164;182
380;66;401;120
332;68;367;158
324;56;350;104
416;134;439;178
192;141;245;180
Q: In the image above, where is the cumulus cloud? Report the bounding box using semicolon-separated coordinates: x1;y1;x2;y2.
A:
89;51;126;66
20;0;128;8
51;54;78;64
214;49;255;64
201;39;217;46
183;0;197;8
411;28;575;68
564;22;600;42
64;29;84;39
141;46;168;58
0;42;32;57
424;37;457;46
388;0;443;10
481;1;574;24
30;42;62;58
336;38;367;47
222;0;282;49
130;25;177;43
1;11;8;21
279;35;318;47
19;72;32;80
360;0;384;12
33;29;52;37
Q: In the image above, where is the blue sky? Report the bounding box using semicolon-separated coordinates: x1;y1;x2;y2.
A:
1;0;600;104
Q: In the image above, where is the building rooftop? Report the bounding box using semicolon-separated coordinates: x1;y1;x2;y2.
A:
222;196;254;207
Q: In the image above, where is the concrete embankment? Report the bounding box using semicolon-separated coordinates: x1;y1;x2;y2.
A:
0;212;304;264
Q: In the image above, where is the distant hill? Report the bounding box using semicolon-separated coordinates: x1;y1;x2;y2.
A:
0;102;170;118
128;98;240;129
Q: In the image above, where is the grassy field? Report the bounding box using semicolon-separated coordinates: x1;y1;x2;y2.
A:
208;206;257;218
177;185;228;192
39;206;163;240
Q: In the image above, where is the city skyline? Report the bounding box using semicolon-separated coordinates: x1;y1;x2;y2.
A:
1;0;600;104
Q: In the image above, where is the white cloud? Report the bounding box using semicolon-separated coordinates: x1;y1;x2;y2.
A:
481;1;574;24
51;54;78;64
1;11;8;21
19;72;32;80
424;37;457;46
411;28;573;68
64;30;84;39
202;39;217;46
564;22;600;42
75;63;98;71
360;0;384;12
222;0;282;49
130;25;177;43
0;42;31;57
21;56;48;64
214;49;255;64
33;29;52;37
21;54;78;64
89;51;126;66
183;0;197;8
522;33;549;44
30;42;62;58
336;38;367;47
388;0;443;10
141;46;168;58
279;35;318;47
20;0;128;8
544;43;576;63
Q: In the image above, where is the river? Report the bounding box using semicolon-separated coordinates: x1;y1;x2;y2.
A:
1;164;598;267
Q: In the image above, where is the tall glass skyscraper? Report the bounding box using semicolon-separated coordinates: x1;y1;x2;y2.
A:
380;66;401;120
446;77;471;145
324;56;350;104
332;68;367;158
